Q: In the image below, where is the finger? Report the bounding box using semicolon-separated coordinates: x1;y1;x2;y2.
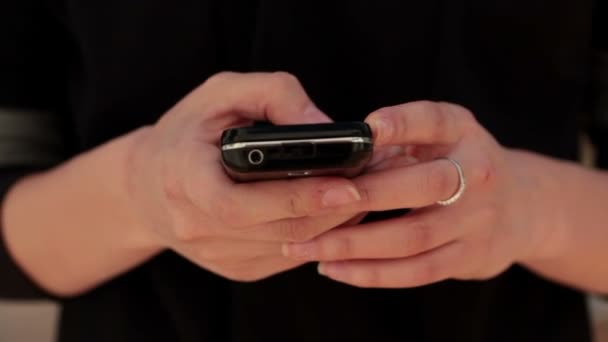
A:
338;212;368;227
193;176;362;227
366;154;418;173
199;71;332;125
234;211;363;243
365;101;475;147
404;145;453;163
177;238;283;263
283;210;465;261
181;143;363;227
317;241;466;288
367;145;406;168
353;158;462;211
211;255;305;282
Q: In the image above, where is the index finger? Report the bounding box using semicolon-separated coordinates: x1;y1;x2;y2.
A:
192;176;363;227
352;158;462;211
365;101;476;147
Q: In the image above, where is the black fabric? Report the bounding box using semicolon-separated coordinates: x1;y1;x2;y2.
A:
589;51;608;168
0;0;599;341
588;0;608;168
0;0;73;300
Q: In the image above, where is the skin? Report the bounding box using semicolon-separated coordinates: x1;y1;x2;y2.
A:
3;72;608;297
2;72;364;296
283;101;608;294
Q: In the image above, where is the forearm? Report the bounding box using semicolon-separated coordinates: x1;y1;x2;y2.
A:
1;127;162;297
513;149;608;294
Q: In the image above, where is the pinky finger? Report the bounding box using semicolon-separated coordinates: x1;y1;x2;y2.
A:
318;241;466;288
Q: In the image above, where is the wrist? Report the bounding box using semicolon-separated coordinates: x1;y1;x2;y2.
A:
506;149;570;264
1;126;164;296
115;126;165;252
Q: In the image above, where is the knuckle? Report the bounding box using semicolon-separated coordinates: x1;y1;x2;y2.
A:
270;71;300;89
411;100;435;114
427;102;449;141
416;100;439;113
458;107;477;124
375;109;399;142
443;102;483;136
446;103;478;129
204;71;237;89
417;100;436;108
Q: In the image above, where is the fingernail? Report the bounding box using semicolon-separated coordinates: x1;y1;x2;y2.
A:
368;113;393;144
302;104;332;123
317;263;327;276
322;186;361;207
283;242;316;260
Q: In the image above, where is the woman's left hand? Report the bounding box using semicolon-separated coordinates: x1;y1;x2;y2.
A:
282;101;559;288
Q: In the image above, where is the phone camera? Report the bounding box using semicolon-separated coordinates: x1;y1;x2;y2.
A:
247;149;264;165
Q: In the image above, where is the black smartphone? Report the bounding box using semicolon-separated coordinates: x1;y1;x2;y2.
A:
220;122;373;181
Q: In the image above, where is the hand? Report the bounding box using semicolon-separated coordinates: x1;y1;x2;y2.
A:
127;72;364;282
283;101;556;288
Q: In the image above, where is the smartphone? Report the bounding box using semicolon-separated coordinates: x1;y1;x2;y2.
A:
220;122;373;181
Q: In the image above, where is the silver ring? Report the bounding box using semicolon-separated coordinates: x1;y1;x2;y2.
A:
436;157;466;206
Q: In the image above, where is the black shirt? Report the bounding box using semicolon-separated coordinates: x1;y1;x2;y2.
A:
0;1;602;341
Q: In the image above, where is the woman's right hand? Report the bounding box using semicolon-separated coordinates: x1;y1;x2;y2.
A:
127;72;365;281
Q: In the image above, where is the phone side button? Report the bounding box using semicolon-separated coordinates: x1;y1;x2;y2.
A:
287;171;312;177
